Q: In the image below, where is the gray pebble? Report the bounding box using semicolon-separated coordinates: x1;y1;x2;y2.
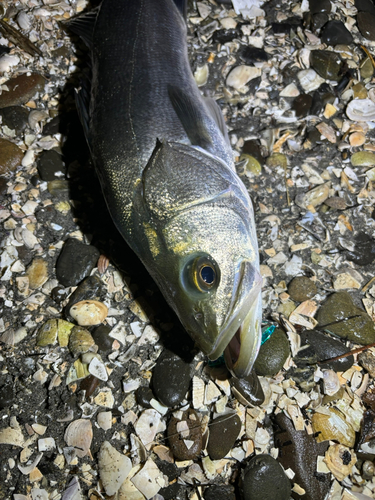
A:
204;484;236;500
288;276;317;302
0;106;29;134
37;150;66;181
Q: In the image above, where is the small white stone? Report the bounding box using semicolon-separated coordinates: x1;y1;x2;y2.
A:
297;69;325;92
97;411;112;431
70;300;108;326
0;54;20;72
280;83;300;97
89;356;108;381
22;149;36;167
220;17;237;29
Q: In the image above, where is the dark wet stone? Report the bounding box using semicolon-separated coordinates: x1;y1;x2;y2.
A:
92;324;113;352
0;138;24;175
240;46;270;65
312;12;329;31
307;127;324;145
56;238;100;287
136;386;154;409
79;374;101;399
0;383;14;410
168;409;202;460
271;22;293;34
320;20;353;45
0;177;7;196
299;330;354;371
310;50;343;81
324;196;347;210
275;413;330;500
231;370;265;406
363;387;375;412
357;12;375;40
212;29;239;44
242;139;263;164
207;413;241;460
152;349;192;407
43;116;61;135
309;0;332;13
155;458;179;481
254;328;290;376
65;275;102;316
355;0;375;14
317;291;375;345
159;483;188;500
0;73;46;109
37;150;66;181
240;454;291;500
292;94;313;117
346;232;375;266
0;106;29;134
359;350;375;377
51;286;69;305
288;276;317;302
0;45;10;57
204;484;236;500
311;83;335;115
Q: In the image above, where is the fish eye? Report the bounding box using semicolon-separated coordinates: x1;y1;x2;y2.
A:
181;254;220;294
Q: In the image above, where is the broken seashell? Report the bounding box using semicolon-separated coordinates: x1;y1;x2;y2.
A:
322;369;341;396
134;409;163;450
64;419;92;458
192;376;205;409
346;99;375;122
131;458;166;499
98;441;132;496
194;64;209;87
323;444;356;481
70;300;108;326
226;65;261;90
68;326;95;357
297;69;324;92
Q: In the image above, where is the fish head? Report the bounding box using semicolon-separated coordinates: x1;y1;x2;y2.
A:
140;141;262;378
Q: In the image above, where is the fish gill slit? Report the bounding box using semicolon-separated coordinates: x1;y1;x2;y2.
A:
128;0;143;154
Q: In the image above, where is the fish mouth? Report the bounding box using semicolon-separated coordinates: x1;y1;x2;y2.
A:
208;260;262;378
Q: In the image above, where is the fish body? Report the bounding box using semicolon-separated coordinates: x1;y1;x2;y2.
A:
68;0;262;377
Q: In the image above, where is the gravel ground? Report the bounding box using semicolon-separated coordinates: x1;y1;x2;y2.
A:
1;0;375;499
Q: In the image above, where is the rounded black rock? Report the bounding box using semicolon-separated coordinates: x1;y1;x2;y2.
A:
0;106;29;134
231;370;265;406
37;150;66;181
300;330;354;371
320;20;353;45
136;386;154;409
240;454;291;500
204;484;236;500
152;349;192;407
207;413;241;460
92;324;113;352
55;238;100;287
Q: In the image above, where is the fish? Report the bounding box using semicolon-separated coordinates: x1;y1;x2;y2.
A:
67;0;262;378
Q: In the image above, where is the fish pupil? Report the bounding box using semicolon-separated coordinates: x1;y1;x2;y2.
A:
200;266;215;285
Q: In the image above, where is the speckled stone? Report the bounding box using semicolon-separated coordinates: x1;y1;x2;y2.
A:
254;328;290;376
299;330;354;371
212;29;239;44
310;50;343;81
152;349;192;407
240;454;291;500
275;413;330;500
320;20;353;45
0;73;46;109
312;12;329;31
0;382;14;410
351;151;375;166
0;138;24;175
204;484;236;500
288;276;317;301
0;106;29;134
231;370;265;406
357;12;375;41
309;0;331;14
359;351;375;377
37;150;66;181
346;232;375;266
56;238;100;287
317;292;375;345
159;483;188;500
168;409;202;460
207;413;241;460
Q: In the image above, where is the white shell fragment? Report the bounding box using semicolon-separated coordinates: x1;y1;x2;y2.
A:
0;422;25;447
297;69;325;92
135;409;163;450
64;419;93;458
98;441;132;496
17;11;32;30
192;376;205;409
346;99;375;122
194;64;209;87
38;437;56;451
226;65;261;90
0;55;20;73
131;458;166;499
322;369;341;396
97;411;112;431
88;356;108;381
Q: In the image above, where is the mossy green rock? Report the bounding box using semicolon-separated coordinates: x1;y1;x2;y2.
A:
254;328;290;376
351;151;375;167
241;154;262;176
36;319;58;346
266;153;288;169
288;276;317;302
317;292;375;345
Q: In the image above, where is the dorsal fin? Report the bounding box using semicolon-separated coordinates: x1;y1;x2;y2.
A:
65;7;100;48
